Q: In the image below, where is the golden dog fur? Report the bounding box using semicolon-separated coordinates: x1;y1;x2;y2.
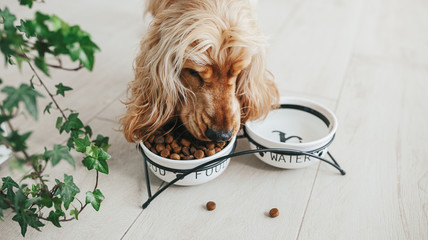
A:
121;0;279;142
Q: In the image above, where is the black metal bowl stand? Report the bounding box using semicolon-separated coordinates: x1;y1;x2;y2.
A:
138;129;346;209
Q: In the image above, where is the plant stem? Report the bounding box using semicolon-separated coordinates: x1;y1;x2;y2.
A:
26;61;67;120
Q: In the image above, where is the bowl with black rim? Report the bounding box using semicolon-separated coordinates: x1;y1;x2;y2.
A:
139;136;236;186
245;97;338;169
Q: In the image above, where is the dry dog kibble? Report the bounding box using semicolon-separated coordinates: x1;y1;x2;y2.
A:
160;149;170;158
181;138;191;147
269;208;279;218
182;146;190;156
173;146;182;154
194;150;205;159
150;147;157;154
170;140;179;149
165;134;174;144
154;136;165;144
206;142;215;150
205;148;216;157
144;142;152;149
155;143;165;153
206;201;216;211
146;129;229;160
184;155;194;160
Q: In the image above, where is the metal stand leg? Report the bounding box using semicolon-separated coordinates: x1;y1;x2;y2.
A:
142;154;153;209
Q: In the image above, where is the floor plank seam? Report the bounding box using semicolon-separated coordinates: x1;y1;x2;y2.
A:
120;181;166;239
87;90;126;123
295;162;321;240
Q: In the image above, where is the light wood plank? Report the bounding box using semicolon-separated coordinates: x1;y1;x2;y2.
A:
0;119;162;239
298;56;428;240
354;0;428;66
267;0;364;100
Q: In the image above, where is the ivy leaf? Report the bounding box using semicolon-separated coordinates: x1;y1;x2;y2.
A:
16;19;36;38
60;113;84;133
34;56;49;76
84;125;92;138
1;176;19;200
55;117;63;131
47;210;65;228
55;83;73;97
5;130;32;152
82;144;110;174
1;84;44;120
39;193;53;208
43;102;53;114
0;8;17;31
70;208;79;220
12;208;44;236
55;174;80;210
0;114;12;125
19;0;36;8
44;145;75;167
93;134;111;151
74;135;90;153
82;156;109;174
85;189;104;211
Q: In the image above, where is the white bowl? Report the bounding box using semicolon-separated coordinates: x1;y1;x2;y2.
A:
245;97;338;169
139;136;236;186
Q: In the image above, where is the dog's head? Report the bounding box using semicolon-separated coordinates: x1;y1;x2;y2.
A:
121;0;279;142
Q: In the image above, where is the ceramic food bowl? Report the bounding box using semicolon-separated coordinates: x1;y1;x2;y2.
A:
139;136;236;186
245;97;338;169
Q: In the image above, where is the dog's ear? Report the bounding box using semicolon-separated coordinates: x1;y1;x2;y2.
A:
236;51;279;124
120;23;186;142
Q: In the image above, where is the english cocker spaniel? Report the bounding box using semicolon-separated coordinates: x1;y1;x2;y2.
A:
121;0;279;143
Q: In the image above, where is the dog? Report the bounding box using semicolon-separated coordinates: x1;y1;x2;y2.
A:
121;0;279;143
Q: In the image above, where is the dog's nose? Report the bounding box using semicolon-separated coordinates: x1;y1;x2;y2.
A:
205;128;233;142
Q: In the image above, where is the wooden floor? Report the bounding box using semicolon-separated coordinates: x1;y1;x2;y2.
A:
1;0;427;239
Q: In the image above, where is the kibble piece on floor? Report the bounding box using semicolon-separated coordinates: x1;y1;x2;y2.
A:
206;201;216;211
194;150;205;159
269;208;279;218
170;153;181;160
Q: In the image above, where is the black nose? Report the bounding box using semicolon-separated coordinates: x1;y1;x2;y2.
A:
205;128;233;142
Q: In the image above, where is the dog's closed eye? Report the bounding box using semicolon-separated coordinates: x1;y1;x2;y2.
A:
186;68;204;84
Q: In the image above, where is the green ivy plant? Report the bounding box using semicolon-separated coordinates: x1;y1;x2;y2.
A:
0;0;111;236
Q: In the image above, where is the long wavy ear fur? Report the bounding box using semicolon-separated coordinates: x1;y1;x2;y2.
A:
120;16;187;142
237;50;279;124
